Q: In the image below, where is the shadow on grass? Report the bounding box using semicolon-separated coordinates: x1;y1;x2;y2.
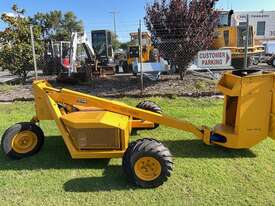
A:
162;139;256;158
0;136;257;192
63;165;132;192
63;140;256;193
0;136;256;172
0;136;110;171
63;140;256;192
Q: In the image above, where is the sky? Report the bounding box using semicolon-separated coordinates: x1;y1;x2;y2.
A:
1;0;275;42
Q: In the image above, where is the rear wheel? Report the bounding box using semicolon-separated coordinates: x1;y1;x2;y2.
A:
1;122;44;159
135;101;162;130
252;56;259;65
122;138;173;188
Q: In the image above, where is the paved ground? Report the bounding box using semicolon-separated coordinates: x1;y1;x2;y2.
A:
0;70;44;84
0;71;19;84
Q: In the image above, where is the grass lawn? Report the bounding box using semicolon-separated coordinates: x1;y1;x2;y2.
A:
0;98;274;206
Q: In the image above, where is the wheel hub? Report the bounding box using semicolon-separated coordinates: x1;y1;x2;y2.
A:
11;131;38;154
134;156;161;181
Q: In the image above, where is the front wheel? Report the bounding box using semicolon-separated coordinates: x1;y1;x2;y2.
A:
1;122;44;159
122;138;173;188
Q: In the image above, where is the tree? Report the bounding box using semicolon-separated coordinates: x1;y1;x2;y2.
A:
120;41;130;51
31;11;61;40
31;11;83;41
112;34;121;51
145;0;219;79
0;5;43;84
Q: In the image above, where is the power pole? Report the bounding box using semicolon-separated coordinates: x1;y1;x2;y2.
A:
109;11;119;36
30;25;38;80
139;20;144;95
244;14;249;69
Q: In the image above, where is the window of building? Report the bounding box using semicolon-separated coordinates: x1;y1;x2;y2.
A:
239;22;247;27
257;21;266;36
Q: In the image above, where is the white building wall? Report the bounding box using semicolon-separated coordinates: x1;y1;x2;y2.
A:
234;11;275;42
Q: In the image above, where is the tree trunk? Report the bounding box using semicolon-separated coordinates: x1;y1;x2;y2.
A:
20;70;28;85
179;67;187;80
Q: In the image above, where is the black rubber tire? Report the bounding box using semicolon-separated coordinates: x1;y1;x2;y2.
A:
115;65;120;73
253;58;259;65
1;122;44;159
135;101;162;130
122;141;137;177
128;64;133;73
271;58;275;68
136;101;162;114
122;138;173;188
122;61;129;73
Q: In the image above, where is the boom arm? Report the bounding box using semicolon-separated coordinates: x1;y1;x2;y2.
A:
35;81;210;142
68;32;96;75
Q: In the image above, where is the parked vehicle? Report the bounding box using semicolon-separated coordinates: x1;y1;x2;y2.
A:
264;41;275;67
211;10;264;69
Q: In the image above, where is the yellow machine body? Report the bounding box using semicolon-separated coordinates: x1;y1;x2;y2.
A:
214;71;275;149
31;71;274;159
62;111;129;150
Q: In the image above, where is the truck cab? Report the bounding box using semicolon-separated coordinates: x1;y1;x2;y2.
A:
91;30;114;66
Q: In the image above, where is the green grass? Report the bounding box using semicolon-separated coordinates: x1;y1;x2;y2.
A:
0;98;274;206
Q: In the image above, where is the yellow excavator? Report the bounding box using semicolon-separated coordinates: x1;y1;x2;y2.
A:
212;10;264;68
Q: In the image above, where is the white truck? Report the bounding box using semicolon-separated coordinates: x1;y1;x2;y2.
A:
260;41;275;67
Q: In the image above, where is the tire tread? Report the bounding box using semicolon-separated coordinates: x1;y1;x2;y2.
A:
122;138;173;188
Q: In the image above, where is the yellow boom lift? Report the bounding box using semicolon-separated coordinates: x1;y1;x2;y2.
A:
1;69;274;188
